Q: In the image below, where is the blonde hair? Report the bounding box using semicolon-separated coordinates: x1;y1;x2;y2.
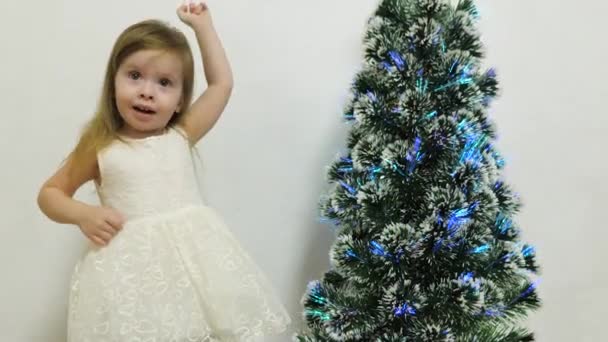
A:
69;19;195;173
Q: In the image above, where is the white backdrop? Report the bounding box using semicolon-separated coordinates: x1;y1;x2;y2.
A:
0;0;605;341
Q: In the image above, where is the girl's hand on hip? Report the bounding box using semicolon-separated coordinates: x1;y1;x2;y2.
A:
77;205;125;247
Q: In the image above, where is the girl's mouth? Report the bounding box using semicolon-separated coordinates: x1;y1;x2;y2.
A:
133;106;156;114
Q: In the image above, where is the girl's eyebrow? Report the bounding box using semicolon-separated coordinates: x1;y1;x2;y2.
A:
122;62;140;70
121;63;180;80
158;72;180;80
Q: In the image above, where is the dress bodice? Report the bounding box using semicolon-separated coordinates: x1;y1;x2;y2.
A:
95;127;203;220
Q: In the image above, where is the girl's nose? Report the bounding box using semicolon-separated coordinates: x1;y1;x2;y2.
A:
139;82;155;100
139;92;154;100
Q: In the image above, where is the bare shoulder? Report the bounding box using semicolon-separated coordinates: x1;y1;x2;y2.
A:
41;152;99;197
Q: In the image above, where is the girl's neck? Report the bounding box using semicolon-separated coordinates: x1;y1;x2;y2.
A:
118;126;168;140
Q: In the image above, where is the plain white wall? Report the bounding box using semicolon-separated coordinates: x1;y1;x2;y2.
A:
0;0;605;341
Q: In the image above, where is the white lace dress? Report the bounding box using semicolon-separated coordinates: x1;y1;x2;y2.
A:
67;127;291;341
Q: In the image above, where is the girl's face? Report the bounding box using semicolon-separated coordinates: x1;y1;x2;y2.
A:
114;49;184;137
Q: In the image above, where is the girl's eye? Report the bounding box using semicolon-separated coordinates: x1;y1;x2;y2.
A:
160;78;172;87
129;71;141;79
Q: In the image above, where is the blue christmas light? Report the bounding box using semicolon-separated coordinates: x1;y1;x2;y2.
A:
495;213;513;234
433;238;444;253
337;166;354;173
446;201;479;236
408;39;416;51
495;280;541;307
471;244;490;254
493;150;506;168
460;63;473;80
469;5;481;19
457;118;473;131
308;281;327;305
319;216;341;226
367;91;377;102
510;279;540;304
380;61;392;71
394;302;417;317
500;252;513;262
416;77;429;94
461;272;474;283
459;131;488;168
345;249;359;260
484;307;503;317
481;95;492;106
394;248;405;262
388;50;406;71
516;281;539;301
522;245;535;257
327;206;345;214
370;240;390;257
339;180;357;196
434;62;474;91
368;165;383;174
449;60;458;74
432;27;443;46
460;270;481;289
385;158;407;177
367;166;383;181
405;137;423;173
307;309;331;321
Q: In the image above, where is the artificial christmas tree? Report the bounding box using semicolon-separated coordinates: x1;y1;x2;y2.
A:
296;0;540;340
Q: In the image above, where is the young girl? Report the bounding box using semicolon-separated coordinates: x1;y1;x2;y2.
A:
37;2;291;341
